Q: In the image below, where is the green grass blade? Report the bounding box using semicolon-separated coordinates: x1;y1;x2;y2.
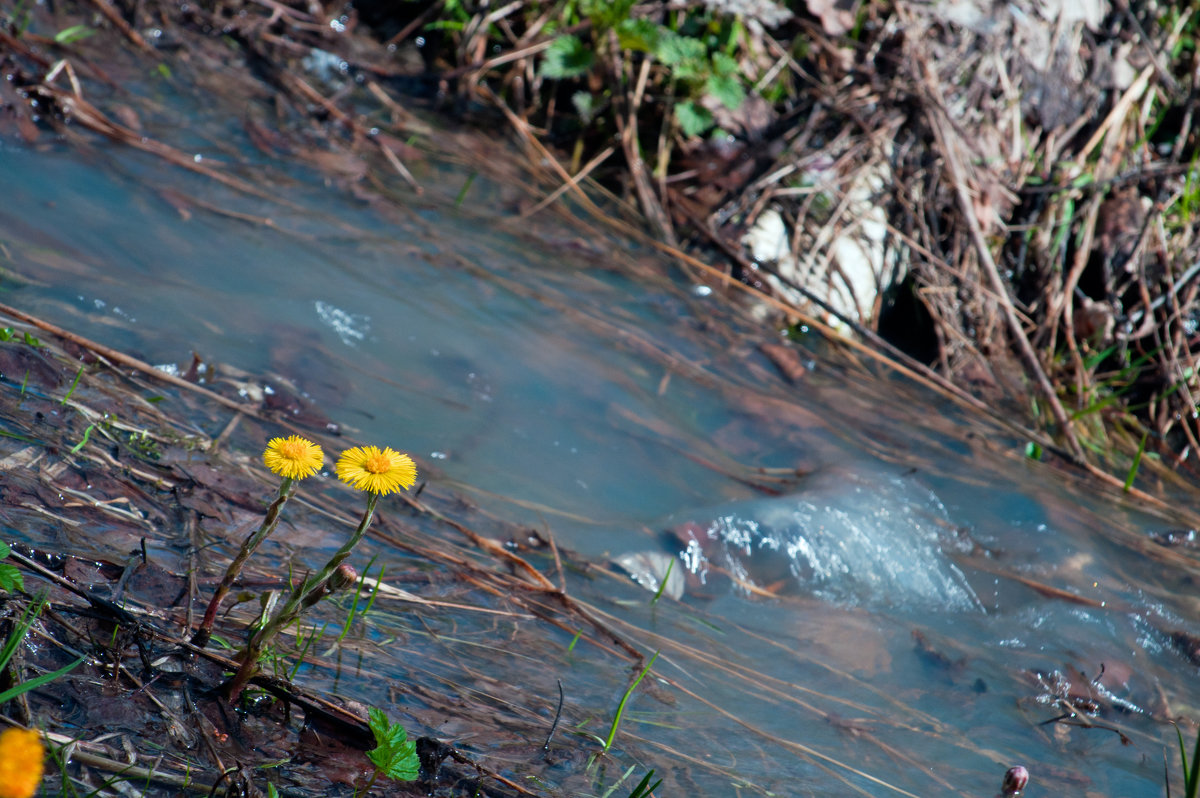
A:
1187;725;1200;798
1124;432;1148;492
69;423;95;455
602;650;659;753
0;656;85;703
61;365;84;404
650;558;674;605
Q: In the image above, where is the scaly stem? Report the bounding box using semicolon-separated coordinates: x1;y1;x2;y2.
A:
192;477;295;648
225;494;379;702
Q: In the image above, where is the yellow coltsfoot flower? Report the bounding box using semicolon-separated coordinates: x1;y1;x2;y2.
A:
263;436;324;480
336;446;417;495
0;727;44;798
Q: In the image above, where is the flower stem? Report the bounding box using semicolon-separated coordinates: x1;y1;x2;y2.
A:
225;493;379;702
192;477;295;648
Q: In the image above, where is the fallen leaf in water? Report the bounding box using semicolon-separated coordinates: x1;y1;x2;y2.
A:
759;342;807;383
612;550;685;600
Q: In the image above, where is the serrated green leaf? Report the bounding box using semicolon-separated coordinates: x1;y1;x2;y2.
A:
705;72;744;110
0;564;22;593
0;541;10;559
675;101;713;137
367;707;421;782
616;18;660;52
580;0;635;29
541;35;594;79
711;52;739;77
655;32;706;78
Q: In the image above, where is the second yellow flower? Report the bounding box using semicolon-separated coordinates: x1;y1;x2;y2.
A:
336;446;417;495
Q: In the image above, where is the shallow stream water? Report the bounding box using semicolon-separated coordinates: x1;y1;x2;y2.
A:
4;68;1200;798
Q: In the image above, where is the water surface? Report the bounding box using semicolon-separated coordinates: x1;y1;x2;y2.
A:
3;72;1198;797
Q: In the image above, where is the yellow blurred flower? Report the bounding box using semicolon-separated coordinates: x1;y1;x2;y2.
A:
0;727;43;798
263;436;324;480
335;446;417;495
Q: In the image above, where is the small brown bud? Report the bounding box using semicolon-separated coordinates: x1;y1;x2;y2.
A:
329;564;359;592
1001;765;1029;796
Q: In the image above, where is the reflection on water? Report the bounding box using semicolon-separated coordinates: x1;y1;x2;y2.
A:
4;78;1200;797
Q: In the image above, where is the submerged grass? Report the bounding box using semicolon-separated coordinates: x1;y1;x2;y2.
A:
1173;724;1200;798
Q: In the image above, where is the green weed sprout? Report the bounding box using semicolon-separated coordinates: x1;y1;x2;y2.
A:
602;650;658;754
0;559;84;705
0;543;24;594
584;650;660;771
625;769;662;798
1172;724;1200;798
192;436;324;648
358;707;419;795
224;445;416;702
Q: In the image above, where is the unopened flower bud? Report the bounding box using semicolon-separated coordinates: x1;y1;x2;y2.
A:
1001;765;1029;796
329;564;358;592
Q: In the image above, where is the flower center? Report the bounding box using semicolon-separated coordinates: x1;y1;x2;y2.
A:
279;440;307;460
364;453;391;474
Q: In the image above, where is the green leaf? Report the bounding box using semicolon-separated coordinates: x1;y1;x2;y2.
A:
367;707;420;782
541;35;594;79
580;0;635;30
654;32;707;78
675;101;713;137
0;656;83;704
53;24;95;44
705;72;744;110
711;52;739;77
0;564;22;593
1124;432;1148;492
0;543;18;593
615;18;660;53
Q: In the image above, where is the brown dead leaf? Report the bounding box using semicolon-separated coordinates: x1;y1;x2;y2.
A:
759;342;807;383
